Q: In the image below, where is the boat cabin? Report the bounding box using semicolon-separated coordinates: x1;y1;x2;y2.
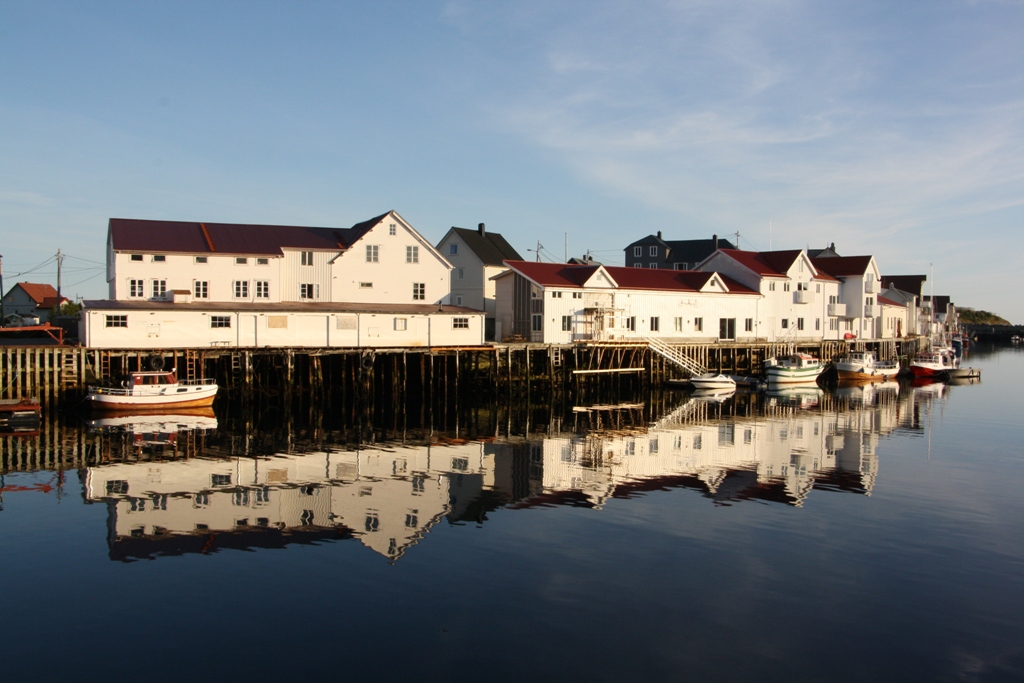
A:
128;371;178;386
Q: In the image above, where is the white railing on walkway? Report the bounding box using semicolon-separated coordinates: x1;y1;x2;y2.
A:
645;337;706;376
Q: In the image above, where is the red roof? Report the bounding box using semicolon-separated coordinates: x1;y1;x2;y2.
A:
107;212;392;256
504;261;758;295
877;295;904;307
14;282;66;306
714;249;804;277
810;255;874;277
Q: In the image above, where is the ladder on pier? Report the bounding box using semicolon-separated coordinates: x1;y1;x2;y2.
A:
645;338;706;377
185;350;199;381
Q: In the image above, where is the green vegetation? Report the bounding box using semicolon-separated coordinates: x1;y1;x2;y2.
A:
958;308;1011;325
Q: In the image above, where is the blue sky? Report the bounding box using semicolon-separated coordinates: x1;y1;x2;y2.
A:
2;1;1022;321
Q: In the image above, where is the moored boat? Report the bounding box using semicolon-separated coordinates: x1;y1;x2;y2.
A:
763;353;824;385
834;351;900;383
909;349;957;379
689;373;737;391
947;366;981;380
87;370;218;411
0;397;42;431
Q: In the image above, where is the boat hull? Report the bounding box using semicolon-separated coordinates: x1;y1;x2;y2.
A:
765;366;823;384
86;387;218;411
836;367;899;383
690;374;736;391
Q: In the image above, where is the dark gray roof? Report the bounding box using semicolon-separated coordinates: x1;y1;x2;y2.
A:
624;234;736;265
107;212;392;256
447;227;522;265
882;275;927;297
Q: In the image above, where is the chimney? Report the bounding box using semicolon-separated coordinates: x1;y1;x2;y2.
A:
713;233;718;249
657;230;662;239
478;223;486;236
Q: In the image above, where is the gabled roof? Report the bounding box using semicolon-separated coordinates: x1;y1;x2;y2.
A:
810;255;875;278
711;249;805;277
877;295;905;307
503;261;757;295
12;282;67;306
882;275;927;297
446;227;522;265
108;212;393;256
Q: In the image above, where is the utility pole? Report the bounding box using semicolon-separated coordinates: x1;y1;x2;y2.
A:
0;253;5;323
56;249;64;304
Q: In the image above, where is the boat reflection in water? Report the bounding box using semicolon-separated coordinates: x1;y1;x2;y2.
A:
78;380;937;563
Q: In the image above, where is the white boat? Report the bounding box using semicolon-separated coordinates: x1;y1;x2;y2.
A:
947;366;981;380
764;353;824;384
87;370;218;411
834;351;900;383
689;373;737;391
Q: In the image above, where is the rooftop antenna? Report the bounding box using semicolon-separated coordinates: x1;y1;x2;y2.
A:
564;233;568;263
769;218;773;251
0;254;5;322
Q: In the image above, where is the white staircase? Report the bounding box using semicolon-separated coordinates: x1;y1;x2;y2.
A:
645;338;706;376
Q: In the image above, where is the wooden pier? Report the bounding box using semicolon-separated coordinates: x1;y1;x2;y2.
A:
0;337;929;408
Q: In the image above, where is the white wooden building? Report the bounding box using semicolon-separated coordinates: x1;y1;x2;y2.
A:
695;249;845;342
493;261;762;344
436;223;522;341
82;211;485;348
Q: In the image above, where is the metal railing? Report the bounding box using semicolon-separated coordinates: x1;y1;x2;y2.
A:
645;337;706;376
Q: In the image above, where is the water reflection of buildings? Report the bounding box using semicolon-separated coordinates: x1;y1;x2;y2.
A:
6;377;952;562
535;383;903;509
84;442;540;562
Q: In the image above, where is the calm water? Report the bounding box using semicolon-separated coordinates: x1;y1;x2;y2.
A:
3;346;1023;682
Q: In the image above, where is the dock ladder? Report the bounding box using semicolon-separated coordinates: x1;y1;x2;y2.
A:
645;338;706;377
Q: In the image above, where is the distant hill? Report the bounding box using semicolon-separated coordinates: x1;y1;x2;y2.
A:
958;308;1011;325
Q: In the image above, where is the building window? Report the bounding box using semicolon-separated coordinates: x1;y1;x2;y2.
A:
830;318;839;331
531;314;542;332
130;254;143;262
395;318;407;331
674;317;683;332
449;244;458;255
152;280;167;298
626;316;636;332
457;268;464;280
650;317;659;332
816;318;821;331
412;283;425;300
210;316;231;328
105;315;127;328
633;246;642;257
406;246;419;263
195;256;207;264
153;255;166;262
301;251;313;266
453;317;469;329
194;281;209;299
694;317;703;332
719;318;736;340
300;284;318;299
389;223;397;235
235;257;248;265
562;315;571;331
797;318;805;330
745;318;753;332
816;283;821;292
649;246;658;257
769;282;776;292
552;291;562;298
234;280;248;298
359;282;373;289
257;258;269;265
366;245;379;262
674;262;689;270
255;281;269;298
784;282;791;292
456;295;463;305
781;319;789;328
572;292;582;299
797;282;809;291
648;263;658;269
129;279;144;298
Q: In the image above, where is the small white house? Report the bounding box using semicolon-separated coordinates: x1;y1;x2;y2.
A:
436;223;522;340
493;260;761;344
